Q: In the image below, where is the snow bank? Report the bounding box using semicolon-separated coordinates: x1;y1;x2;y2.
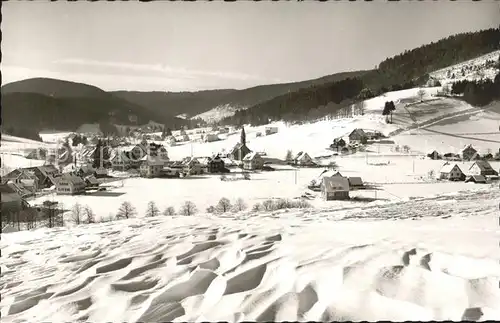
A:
1;187;499;322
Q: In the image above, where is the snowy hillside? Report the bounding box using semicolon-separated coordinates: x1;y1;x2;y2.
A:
192;104;245;123
430;50;500;86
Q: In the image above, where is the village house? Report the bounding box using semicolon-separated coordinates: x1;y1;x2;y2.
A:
207;155;228;173
55;173;86;195
84;175;100;189
468;160;498;177
364;130;383;140
439;163;465;181
203;133;220;143
110;150;132;170
139;156;164;178
427;150;441;160
176;157;203;176
293;152;316;167
465;174;487;184
330;138;346;151
348;177;364;190
461;144;478;161
265;126;279;136
166;136;177;146
218;127;230;135
348;129;368;143
243;152;264;170
321;176;350;200
75;165;95;178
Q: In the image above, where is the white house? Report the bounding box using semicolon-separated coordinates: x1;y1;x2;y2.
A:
468;160;498;177
439;163;465;181
243;152;264;170
55;173;86;195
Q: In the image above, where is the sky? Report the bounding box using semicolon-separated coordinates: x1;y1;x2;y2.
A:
2;1;499;92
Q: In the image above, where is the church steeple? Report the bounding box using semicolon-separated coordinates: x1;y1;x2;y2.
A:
240;126;246;145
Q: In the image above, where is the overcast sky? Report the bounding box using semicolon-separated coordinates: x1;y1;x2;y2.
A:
2;1;499;92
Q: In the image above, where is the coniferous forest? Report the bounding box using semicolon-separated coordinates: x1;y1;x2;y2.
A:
221;28;500;126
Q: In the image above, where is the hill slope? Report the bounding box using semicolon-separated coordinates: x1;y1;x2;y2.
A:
112;71;368;121
221;28;500;126
1;78;188;139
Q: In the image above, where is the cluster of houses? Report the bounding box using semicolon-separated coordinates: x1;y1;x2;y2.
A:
438;160;498;184
428;144;500;162
1;163;108;198
330;128;384;153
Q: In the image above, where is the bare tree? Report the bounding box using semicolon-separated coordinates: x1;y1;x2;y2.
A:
84;205;95;224
163;206;176;216
116;201;136;219
285;150;294;163
71;203;83;225
180;201;197;216
417;89;426;102
233;198;247;212
354;101;365;116
216;197;232;213
145;201;160;217
262;199;275;211
252;203;262;212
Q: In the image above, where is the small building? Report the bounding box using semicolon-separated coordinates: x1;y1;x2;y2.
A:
130;144;147;161
468;160;498;177
84;175;100;188
365;131;383;140
95;166;108;178
321;177;350;200
294;152;316;167
230;143;251;161
110;151;132;170
55;173;86;195
465;175;487;184
330;138;346;151
461;144;478;161
348;129;368;143
265;126;279;136
427;150;441;160
348;177;364;190
203;133;220;143
242;152;264;170
207;155;227;173
180;157;203;175
166;136;177;146
139;156;165;178
75;165;95;178
439;163;465;181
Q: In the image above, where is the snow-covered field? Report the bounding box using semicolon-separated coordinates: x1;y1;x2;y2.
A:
1;187;499;322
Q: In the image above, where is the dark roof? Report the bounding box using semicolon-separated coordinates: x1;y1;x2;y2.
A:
0;183;17;194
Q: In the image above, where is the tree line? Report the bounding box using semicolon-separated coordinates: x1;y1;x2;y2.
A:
217;28;500;126
451;71;500;106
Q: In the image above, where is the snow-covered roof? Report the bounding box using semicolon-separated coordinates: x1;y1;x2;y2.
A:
322;176;350;192
469;160;493;171
440;163;462;174
243;152;259;161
